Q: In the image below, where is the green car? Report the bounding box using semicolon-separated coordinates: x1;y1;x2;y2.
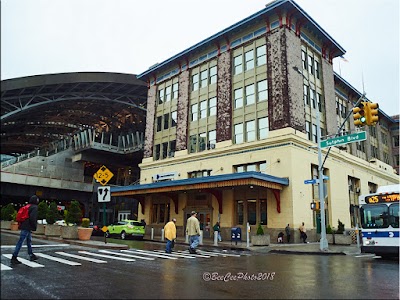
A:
105;220;145;240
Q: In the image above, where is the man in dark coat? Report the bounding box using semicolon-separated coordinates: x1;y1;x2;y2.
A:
11;195;40;264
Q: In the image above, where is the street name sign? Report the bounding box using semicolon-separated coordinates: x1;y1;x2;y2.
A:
320;131;366;148
98;186;111;202
304;179;317;184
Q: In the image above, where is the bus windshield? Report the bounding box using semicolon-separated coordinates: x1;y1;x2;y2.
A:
360;203;399;229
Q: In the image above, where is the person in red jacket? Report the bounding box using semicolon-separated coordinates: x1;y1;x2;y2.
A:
11;195;39;264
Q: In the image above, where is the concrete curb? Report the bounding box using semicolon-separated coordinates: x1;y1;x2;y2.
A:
269;249;346;255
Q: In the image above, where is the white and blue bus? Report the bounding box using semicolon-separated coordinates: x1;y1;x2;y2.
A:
359;185;399;258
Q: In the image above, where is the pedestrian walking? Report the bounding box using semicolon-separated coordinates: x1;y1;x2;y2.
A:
299;222;308;243
285;224;291;243
186;211;200;254
213;222;222;242
164;218;176;253
11;195;40;264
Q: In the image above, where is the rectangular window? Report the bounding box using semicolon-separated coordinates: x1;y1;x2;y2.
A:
156;116;162;132
169;140;176;157
260;200;267;225
306;121;311;140
191;104;198;121
245;50;254;71
246;120;256;142
248;200;256;225
208;97;217;116
236;166;245;173
208;130;216;149
302;50;307;70
155;144;161;160
257;80;268;102
314;60;320;79
199;132;207;152
189;135;197;153
303;85;309;105
162;142;168;159
163;113;169;129
234;123;244;144
200;100;207;119
165;86;171;102
158;89;164;104
234;88;243;109
312;124;317;142
172;83;179;99
310;88;316;109
200;70;208;88
308;55;314;75
245;84;255;105
192;73;199;91
256;45;266;66
209;66;217;85
317;93;322;112
171;111;177;127
234;55;243;75
258;117;269;139
237;200;244;225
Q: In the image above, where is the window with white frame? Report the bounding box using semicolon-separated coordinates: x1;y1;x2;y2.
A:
306;121;311;140
304;85;309;105
171;111;177;127
234;88;243;108
208;130;216;149
158;89;164;104
209;66;217;85
258;117;269;139
191;104;198;121
245;50;254;71
234;55;243;75
234;123;244;144
192;73;199;91
246;120;256;142
200;100;207;119
245;84;255;105
163;113;169;130
234;161;267;173
308;55;314;75
209;97;217;116
310;88;316;109
165;86;171;102
199;132;207;151
302;50;307;70
257;80;268;102
317;93;322;112
314;60;320;79
312;124;317;142
256;45;266;66
200;70;208;88
172;83;179;99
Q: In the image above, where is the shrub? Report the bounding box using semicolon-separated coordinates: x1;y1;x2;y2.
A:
256;224;264;235
326;224;333;234
46;202;59;225
65;200;82;225
11;210;17;222
337;219;345;234
1;203;15;221
37;202;48;221
81;218;90;228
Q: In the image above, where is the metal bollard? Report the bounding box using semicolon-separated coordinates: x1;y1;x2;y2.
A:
214;231;218;246
199;230;203;245
246;222;250;248
151;227;154;240
161;228;164;241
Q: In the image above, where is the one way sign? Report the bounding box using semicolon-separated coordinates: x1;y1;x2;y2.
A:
98;186;111;202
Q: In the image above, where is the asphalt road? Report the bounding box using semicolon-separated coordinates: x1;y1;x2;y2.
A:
1;233;398;299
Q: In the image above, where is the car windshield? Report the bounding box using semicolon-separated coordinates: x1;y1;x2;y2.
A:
360;204;389;229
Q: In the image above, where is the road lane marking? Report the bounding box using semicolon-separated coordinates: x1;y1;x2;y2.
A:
99;250;154;261
2;254;44;267
152;250;197;258
197;250;241;257
35;253;81;266
355;254;376;258
172;250;211;258
55;252;107;263
1;263;12;271
78;251;136;261
122;249;178;260
1;244;70;249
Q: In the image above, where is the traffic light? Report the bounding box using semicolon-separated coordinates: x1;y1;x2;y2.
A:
365;102;379;126
353;102;367;126
310;201;320;211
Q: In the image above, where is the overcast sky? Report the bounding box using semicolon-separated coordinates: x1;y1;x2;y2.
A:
1;0;399;116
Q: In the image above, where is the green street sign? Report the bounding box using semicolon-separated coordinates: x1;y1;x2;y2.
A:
320;131;366;148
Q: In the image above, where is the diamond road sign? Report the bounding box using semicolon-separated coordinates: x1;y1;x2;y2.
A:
320;131;366;148
94;165;114;186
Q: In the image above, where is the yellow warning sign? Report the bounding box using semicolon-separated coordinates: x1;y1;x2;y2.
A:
102;226;108;232
94;165;114;186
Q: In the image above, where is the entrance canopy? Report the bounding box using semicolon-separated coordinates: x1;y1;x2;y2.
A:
111;172;289;214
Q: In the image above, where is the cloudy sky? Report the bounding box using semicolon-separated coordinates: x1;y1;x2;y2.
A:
1;0;399;116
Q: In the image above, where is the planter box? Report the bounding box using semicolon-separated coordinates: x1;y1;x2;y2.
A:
35;224;46;235
1;220;11;229
61;226;79;239
251;234;270;246
78;227;93;241
45;224;62;237
325;234;352;245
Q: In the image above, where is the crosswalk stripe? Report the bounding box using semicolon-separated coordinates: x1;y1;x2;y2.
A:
55;252;107;263
2;254;44;267
171;250;211;258
1;244;70;249
152;250;197;258
78;251;136;261
99;250;154;261
35;253;81;266
197;250;241;257
122;249;178;260
1;263;12;271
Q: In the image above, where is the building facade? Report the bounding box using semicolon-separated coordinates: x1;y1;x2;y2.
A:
111;0;399;242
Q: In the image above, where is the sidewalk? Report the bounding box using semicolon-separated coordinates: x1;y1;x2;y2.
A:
1;229;361;255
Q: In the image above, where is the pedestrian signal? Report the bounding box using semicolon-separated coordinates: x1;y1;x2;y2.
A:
353;102;367;126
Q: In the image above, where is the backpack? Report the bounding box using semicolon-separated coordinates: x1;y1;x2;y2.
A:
16;204;31;223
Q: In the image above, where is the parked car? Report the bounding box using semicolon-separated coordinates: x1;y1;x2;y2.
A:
105;219;145;240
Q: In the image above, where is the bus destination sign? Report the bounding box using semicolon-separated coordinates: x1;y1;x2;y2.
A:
365;193;399;204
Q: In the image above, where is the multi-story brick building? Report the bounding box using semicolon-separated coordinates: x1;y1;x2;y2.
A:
112;0;399;242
